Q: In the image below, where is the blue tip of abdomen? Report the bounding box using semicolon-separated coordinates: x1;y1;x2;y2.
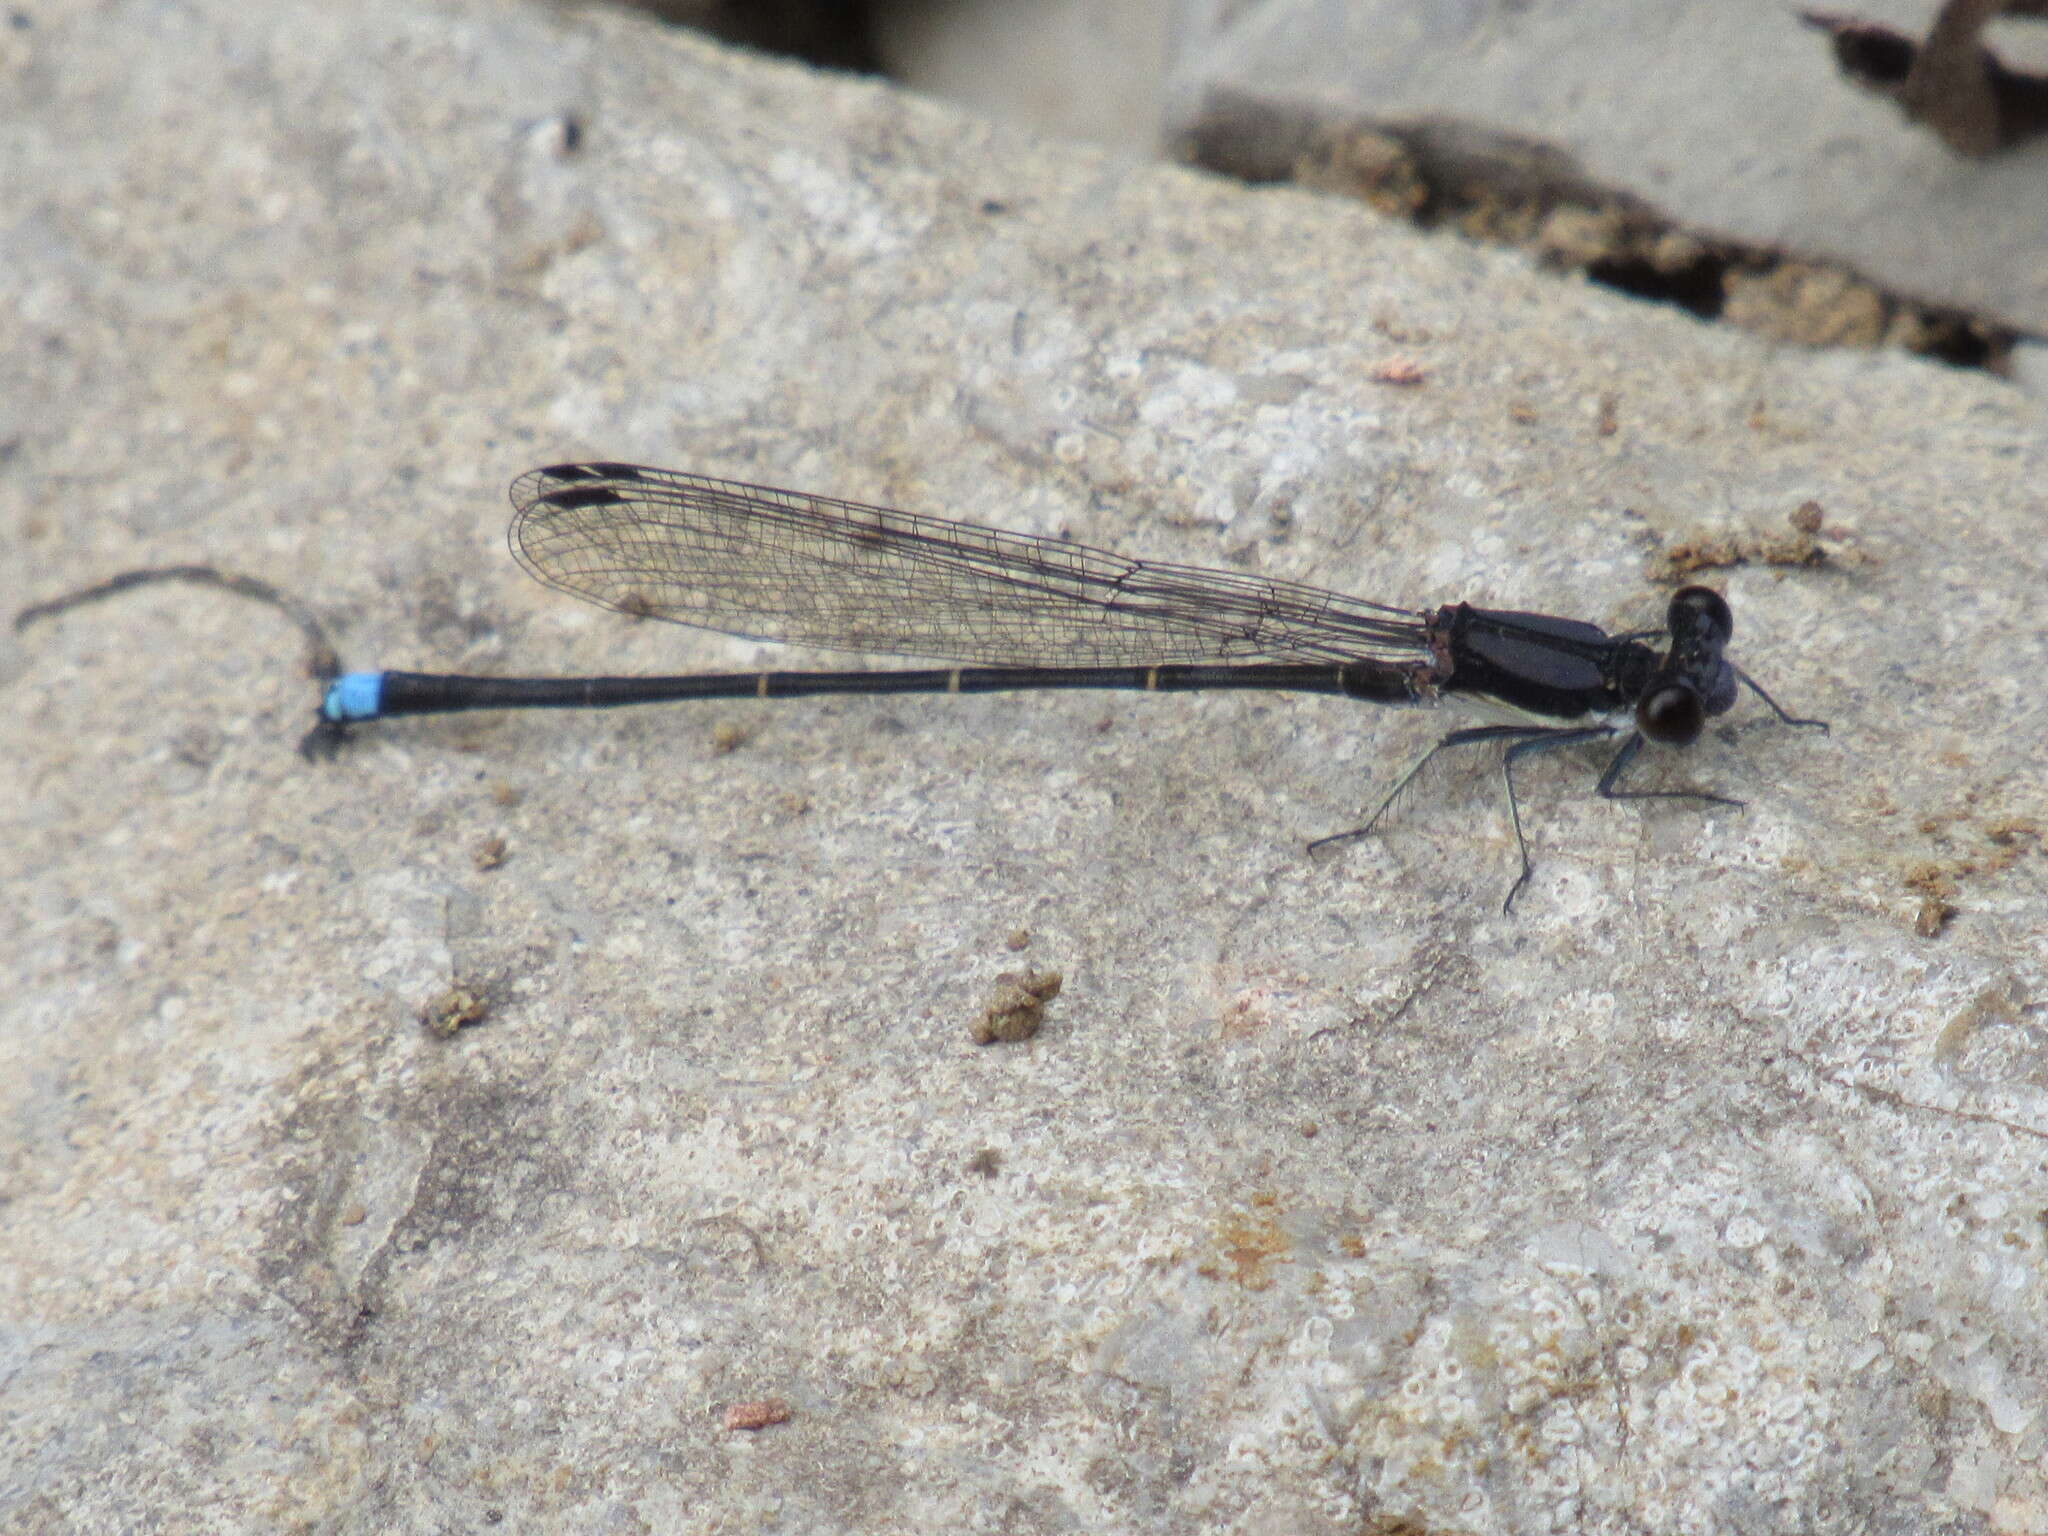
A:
321;672;388;723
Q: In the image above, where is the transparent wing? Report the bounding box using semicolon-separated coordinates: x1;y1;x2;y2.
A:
508;463;1430;668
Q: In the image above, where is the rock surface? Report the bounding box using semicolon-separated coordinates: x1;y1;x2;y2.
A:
5;1;2046;1531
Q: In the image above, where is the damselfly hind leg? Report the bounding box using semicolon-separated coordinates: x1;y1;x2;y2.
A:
1306;724;1525;855
1310;723;1614;912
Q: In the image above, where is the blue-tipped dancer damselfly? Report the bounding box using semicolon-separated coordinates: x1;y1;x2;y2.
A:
316;463;1828;910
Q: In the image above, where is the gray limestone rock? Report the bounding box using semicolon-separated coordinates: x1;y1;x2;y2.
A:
4;1;2045;1531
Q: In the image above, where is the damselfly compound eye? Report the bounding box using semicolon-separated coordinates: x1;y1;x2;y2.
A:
1637;683;1706;744
1667;587;1733;648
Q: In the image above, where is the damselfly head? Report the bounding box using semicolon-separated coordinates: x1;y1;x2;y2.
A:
1660;587;1740;720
